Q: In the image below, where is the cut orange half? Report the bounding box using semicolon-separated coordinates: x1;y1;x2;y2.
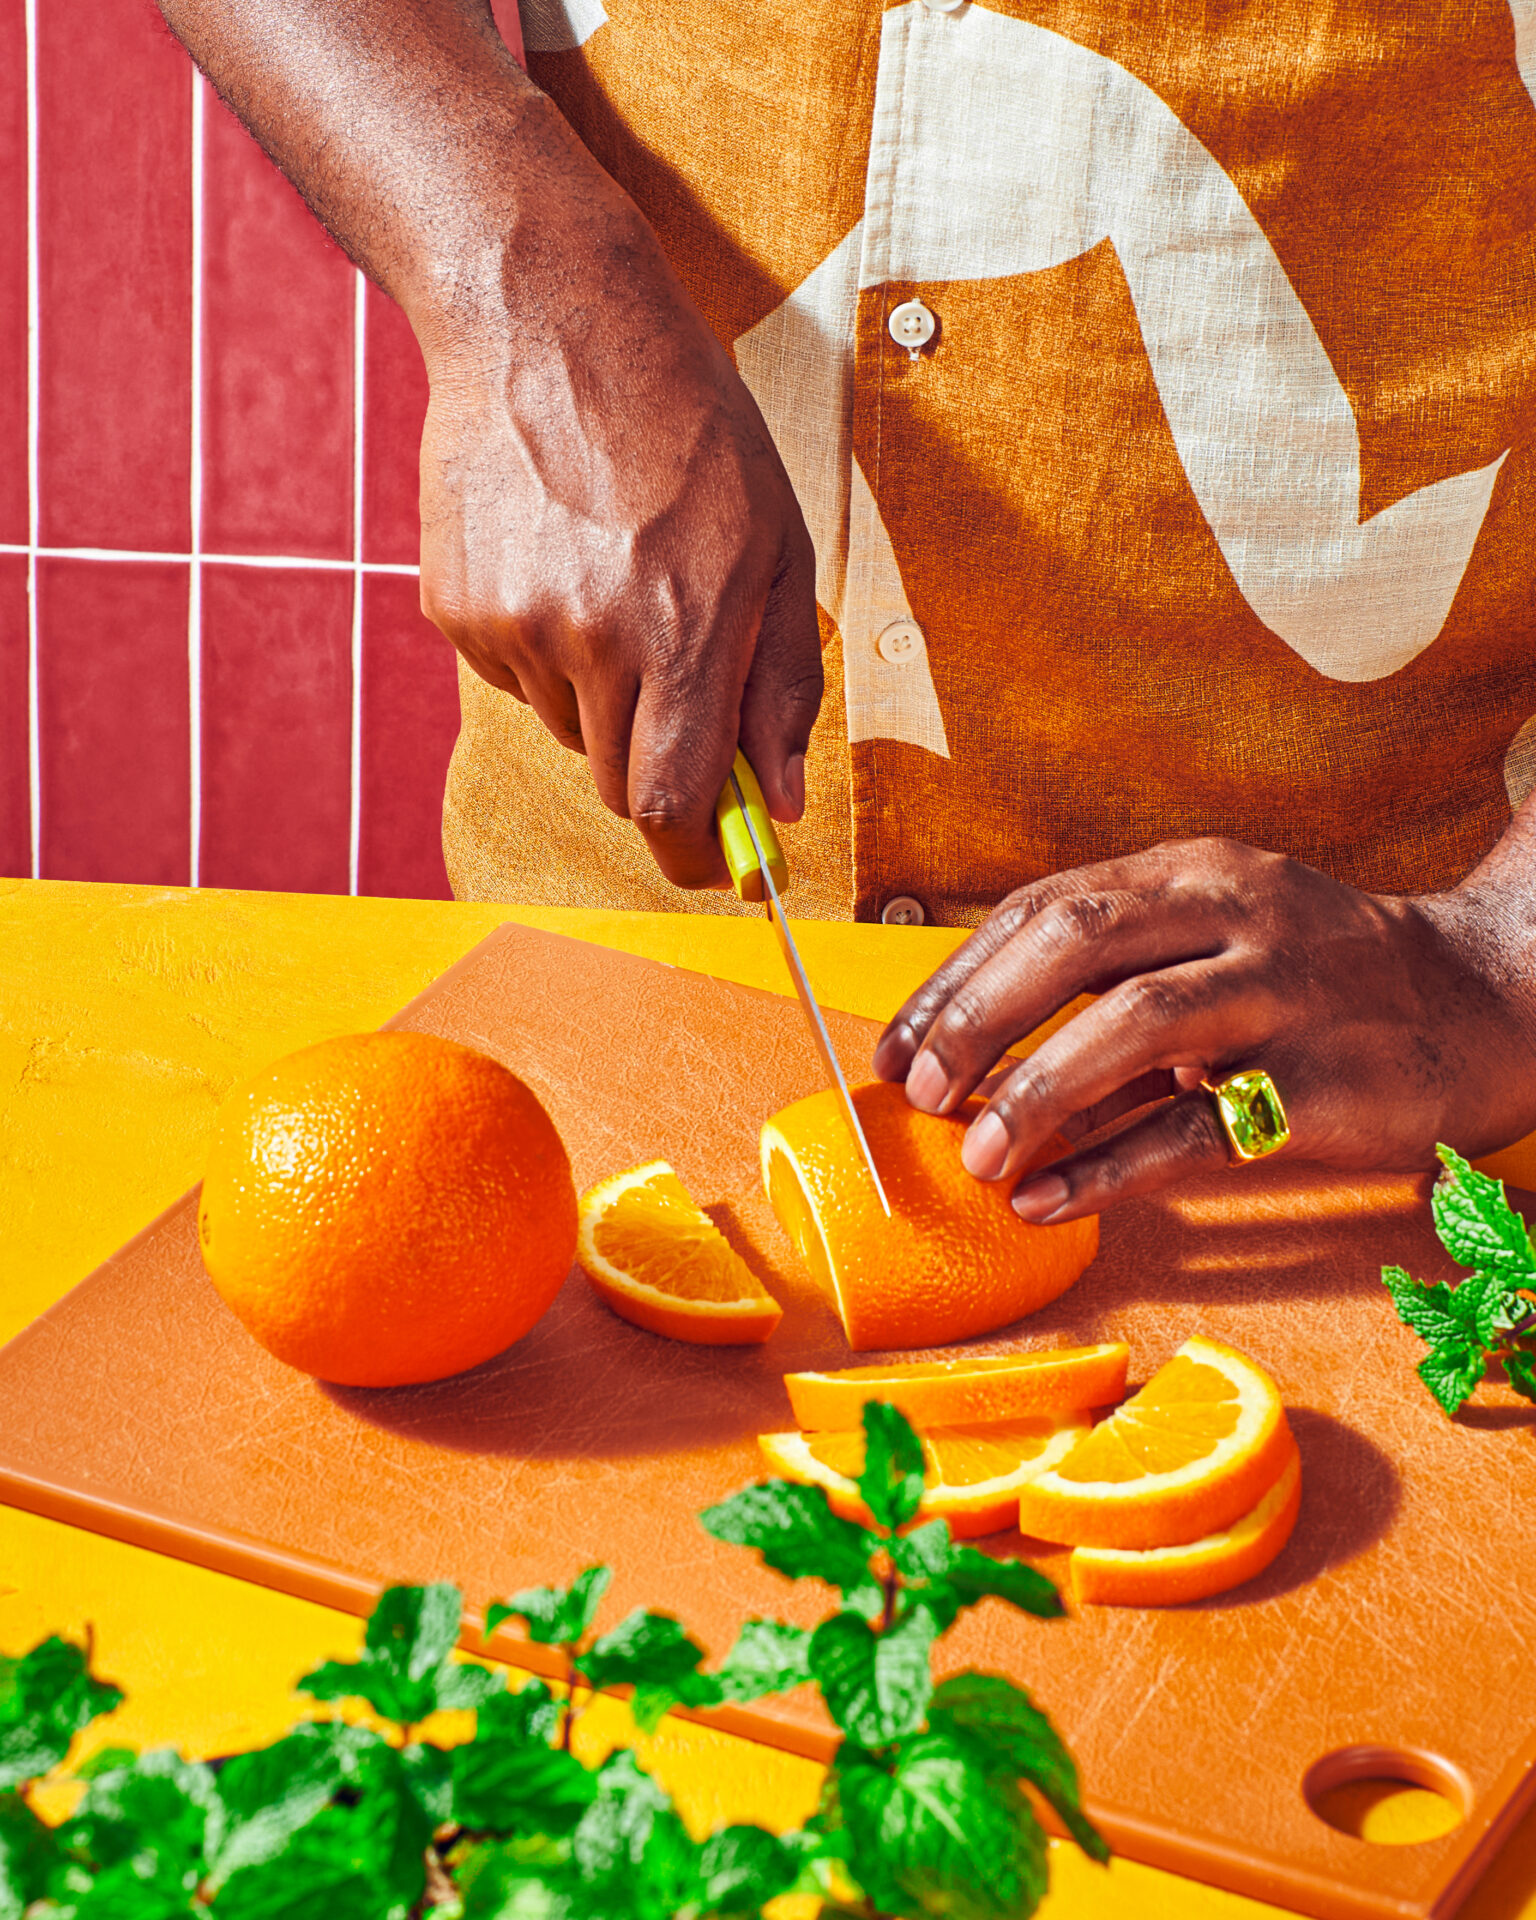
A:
578;1161;782;1345
760;1082;1098;1351
1015;1336;1293;1550
759;1415;1090;1538
1070;1443;1302;1606
784;1344;1130;1431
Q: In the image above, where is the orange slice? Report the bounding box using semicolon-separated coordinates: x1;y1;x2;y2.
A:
1015;1336;1293;1550
578;1161;782;1345
760;1082;1098;1350
759;1415;1090;1538
785;1345;1130;1430
1070;1443;1302;1606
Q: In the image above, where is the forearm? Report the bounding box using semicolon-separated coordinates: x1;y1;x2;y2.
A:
153;0;653;364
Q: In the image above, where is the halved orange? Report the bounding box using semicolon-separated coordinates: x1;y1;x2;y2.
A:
1070;1443;1302;1606
759;1415;1090;1538
1015;1336;1293;1550
760;1082;1098;1351
578;1161;782;1345
785;1345;1130;1431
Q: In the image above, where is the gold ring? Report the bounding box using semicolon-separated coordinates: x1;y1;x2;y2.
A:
1200;1068;1291;1163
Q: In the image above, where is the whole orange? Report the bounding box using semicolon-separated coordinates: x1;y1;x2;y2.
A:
761;1081;1098;1350
198;1032;577;1386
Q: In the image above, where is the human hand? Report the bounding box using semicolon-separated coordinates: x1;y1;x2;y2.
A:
415;136;821;889
871;839;1536;1221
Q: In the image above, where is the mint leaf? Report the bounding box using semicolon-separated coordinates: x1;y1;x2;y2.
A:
575;1610;717;1734
488;1567;612;1648
831;1731;1048;1920
398;1738;454;1825
1432;1147;1536;1283
0;1789;59;1918
457;1841;585;1918
205;1721;387;1887
712;1620;813;1703
696;1824;799;1914
57;1749;216;1890
567;1750;702;1918
211;1736;430;1920
45;1865;200;1917
929;1673;1107;1863
299;1583;500;1726
476;1679;564;1751
890;1525;1063;1628
857;1402;927;1533
0;1637;123;1791
1506;1345;1536;1403
453;1741;598;1838
1418;1341;1489;1417
699;1483;876;1602
1382;1265;1505;1353
809;1609;936;1748
71;1747;138;1783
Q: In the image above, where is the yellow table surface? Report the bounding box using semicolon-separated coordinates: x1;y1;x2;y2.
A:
2;876;1533;1919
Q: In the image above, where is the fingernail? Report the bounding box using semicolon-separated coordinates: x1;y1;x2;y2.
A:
1013;1174;1070;1222
962;1111;1009;1179
905;1050;949;1113
783;753;806;820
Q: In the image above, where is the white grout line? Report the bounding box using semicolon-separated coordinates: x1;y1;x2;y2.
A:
188;72;205;888
348;270;366;896
0;542;418;576
23;0;39;878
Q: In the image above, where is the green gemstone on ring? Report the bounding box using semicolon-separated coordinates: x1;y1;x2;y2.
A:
1211;1070;1290;1161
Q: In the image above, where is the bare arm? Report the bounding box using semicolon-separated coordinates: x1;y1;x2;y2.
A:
156;0;821;885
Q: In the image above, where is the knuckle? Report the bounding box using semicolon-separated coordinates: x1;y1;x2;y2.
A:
1170;1094;1226;1160
1119;972;1193;1028
631;786;706;839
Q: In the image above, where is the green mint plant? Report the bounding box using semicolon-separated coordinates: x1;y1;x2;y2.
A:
1382;1144;1536;1415
0;1402;1104;1919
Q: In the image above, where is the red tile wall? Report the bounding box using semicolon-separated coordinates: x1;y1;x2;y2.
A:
200;566;352;893
201;95;354;561
1;0;526;892
0;553;28;874
37;559;190;884
0;0;28;548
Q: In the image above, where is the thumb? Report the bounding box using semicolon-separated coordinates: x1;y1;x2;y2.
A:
736;527;823;823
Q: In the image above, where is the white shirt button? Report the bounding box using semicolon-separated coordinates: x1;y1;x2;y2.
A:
921;0;967;11
876;619;925;666
881;895;927;927
887;299;936;356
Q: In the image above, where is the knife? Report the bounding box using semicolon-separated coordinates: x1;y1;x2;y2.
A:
715;751;892;1216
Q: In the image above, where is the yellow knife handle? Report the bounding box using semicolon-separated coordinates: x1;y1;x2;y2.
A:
715;750;788;903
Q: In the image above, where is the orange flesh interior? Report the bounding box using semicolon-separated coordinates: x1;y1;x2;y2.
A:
1053;1357;1241;1484
807;1355;1080;1383
592;1171;769;1303
765;1145;837;1298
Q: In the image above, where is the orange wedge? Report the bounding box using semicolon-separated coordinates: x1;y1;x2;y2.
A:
1070;1443;1303;1606
1015;1336;1293;1550
785;1345;1130;1430
759;1415;1090;1538
578;1161;782;1345
760;1082;1098;1350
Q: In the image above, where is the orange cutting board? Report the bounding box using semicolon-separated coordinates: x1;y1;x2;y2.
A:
1;922;1533;1920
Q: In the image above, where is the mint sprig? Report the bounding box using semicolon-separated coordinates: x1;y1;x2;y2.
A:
1382;1145;1536;1415
1;1400;1103;1918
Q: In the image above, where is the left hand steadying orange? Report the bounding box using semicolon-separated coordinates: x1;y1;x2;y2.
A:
871;830;1536;1222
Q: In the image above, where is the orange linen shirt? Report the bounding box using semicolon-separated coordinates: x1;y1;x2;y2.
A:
443;0;1536;927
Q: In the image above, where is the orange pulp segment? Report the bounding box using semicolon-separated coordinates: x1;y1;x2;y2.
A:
578;1161;782;1345
785;1344;1130;1430
759;1415;1089;1538
1015;1335;1293;1550
1070;1443;1302;1605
